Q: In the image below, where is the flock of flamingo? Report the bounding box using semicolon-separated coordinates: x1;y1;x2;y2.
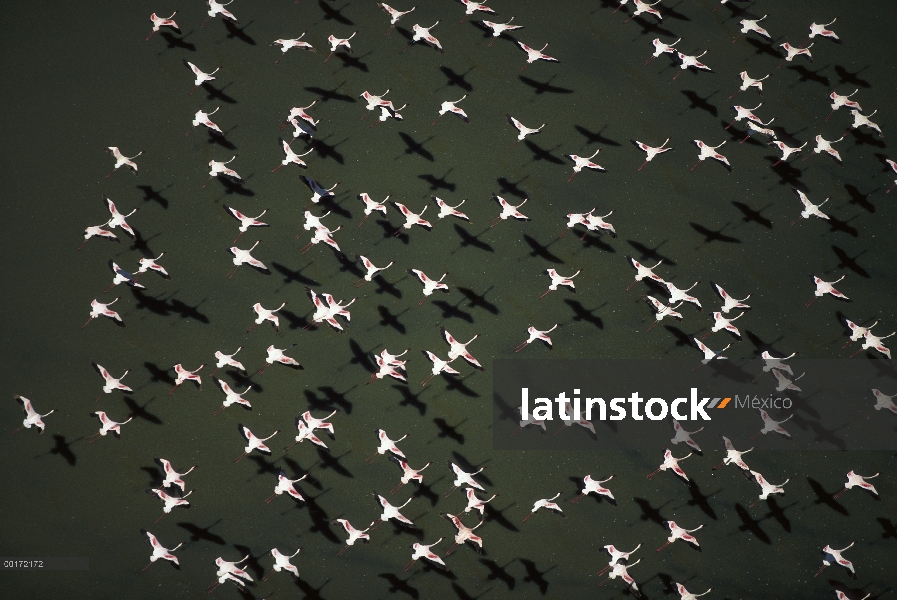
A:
9;0;896;598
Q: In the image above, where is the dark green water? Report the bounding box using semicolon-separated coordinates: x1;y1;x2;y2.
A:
1;1;895;599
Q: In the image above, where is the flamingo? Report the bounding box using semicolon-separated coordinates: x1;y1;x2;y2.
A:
182;60;219;95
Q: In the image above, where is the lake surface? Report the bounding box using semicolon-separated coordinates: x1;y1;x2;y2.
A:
1;1;895;599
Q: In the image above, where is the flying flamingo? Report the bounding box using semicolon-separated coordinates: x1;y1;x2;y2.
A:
632;138;672;170
712;436;752;471
851;328;895;359
514;324;558;352
692;338;731;367
169;364;205;395
869;389;897;418
645;36;680;64
405;538;446;571
648;448;693;481
729;71;769;99
671;420;703;452
235;424;279;462
458;0;495;23
482;18;522;46
777;42;813;68
205;156;242;187
599;559;641;595
156;458;195;492
354;256;393;287
598;544;640;575
517;41;558;70
807;275;848;306
207;555;252;592
674;50;711;79
334;519;374;556
266;472;307;504
93;362;132;399
405;22;444;53
141;530;182;570
847;110;883;137
626;256;665;290
283;418;329;452
676;583;714;600
228;241;268;278
566;150;605;181
834;471;880;498
444;513;484;554
506;115;544;145
149;488;193;522
664;280;701;309
701;311;743;338
711;283;750;313
409;269;449;305
105;147;142;177
248;302;286;333
211;347;246;377
792;190;830;225
186;107;222;137
489;195;530;227
104;261;144;293
360;89;395;116
523;493;564;521
733;15;770;42
756;351;797;379
741;118;776;143
421;350;459;387
441;327;482;368
572;475;615;503
433;196;471;221
540;268;581;299
657;520;703;551
367;354;407;384
183;60;219;95
301;410;338;438
645;296;684;330
226;207;268;243
393;202;432;236
749;471;790;507
378;3;416;36
79;220;118;250
827;89;861;121
434;95;469;125
263;548;301;581
134;254;169;282
273;139;313;171
86;411;132;443
726;103;764;129
259;344;301;374
463;488;497;514
752;409;793;439
12;396;55;434
374;494;414;528
147;12;180;41
771;368;804;393
624;0;662;23
272;34;316;64
770;140;807;165
303;177;338;206
815;543;856;578
367;429;408;463
358;193;389;226
690;140;730;171
808;19;839;40
325;32;356;62
445;462;486;497
390;457;431;494
202;0;238;27
212;378;252;416
82;298;122;328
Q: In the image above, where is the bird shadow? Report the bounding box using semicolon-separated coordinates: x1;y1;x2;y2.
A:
690;222;742;246
806;477;849;515
319;0;354;25
834;65;872;88
787;64;830;87
396;132;435;162
830;245;870;278
272;261;321;288
843;184;876;214
442;373;480;398
336;51;371;72
222;19;256;45
419;169;457;192
849;128;886;149
201;81;238;104
564;300;604;329
438;66;474;92
144;362;176;386
484;502;519;534
632;497;669;526
433;417;466;445
681;89;718;116
516;558;554;596
347;339;376;373
377;305;408;334
573;124;622;147
731;201;773;229
45;435;79;466
519;74;574;95
432;300;475;324
734;503;772;544
207;128;237;151
627;239;677;266
392;385;427;416
826;214;859;238
877;517;897;540
304;83;357;103
378;573;420;599
316;447;353;479
458;286;500;316
745;37;780;59
522;235;564;264
136;184;173;209
480;559;516;591
496;176;529;200
311;135;347;164
523;140;565;165
124;396;163;425
764;155;804;188
159;31;196;52
177;519;226;545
